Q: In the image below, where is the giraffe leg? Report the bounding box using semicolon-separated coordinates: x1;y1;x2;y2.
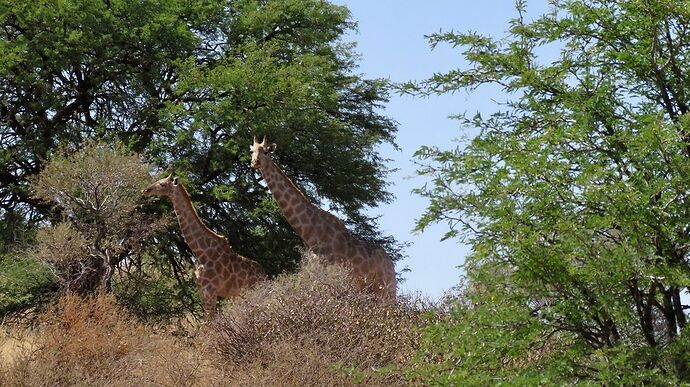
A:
200;289;217;320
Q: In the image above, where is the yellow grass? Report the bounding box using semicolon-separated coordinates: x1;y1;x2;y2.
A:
0;328;35;364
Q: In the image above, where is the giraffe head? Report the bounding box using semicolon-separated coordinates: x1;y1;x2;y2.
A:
250;136;276;170
143;173;179;197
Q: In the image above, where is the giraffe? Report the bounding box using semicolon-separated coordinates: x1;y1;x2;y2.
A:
250;136;397;301
143;173;266;318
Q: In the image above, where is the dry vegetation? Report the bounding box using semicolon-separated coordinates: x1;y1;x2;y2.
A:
0;254;434;386
210;253;430;386
0;294;218;386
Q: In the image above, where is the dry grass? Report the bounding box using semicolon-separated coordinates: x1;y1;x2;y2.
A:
0;253;435;386
0;328;35;365
0;294;223;387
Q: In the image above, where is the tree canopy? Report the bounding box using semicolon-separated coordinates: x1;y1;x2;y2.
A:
0;0;398;285
406;0;690;383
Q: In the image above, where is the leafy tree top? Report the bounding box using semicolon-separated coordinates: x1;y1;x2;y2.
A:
405;0;690;383
0;0;399;274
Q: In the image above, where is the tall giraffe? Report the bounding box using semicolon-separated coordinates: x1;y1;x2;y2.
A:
143;174;266;318
250;137;396;300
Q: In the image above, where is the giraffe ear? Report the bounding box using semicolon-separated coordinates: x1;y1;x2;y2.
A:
267;143;277;153
172;177;179;186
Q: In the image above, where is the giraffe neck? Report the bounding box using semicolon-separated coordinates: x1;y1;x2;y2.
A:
168;185;215;262
259;156;319;241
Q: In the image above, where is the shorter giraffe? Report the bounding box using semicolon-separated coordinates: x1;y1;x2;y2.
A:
143;174;266;318
250;137;397;301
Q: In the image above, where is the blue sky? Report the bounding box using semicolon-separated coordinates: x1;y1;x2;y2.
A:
331;1;551;299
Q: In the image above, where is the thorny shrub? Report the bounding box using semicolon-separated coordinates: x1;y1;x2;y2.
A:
209;253;432;385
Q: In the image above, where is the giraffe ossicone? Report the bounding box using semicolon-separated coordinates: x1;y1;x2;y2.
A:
250;136;397;301
143;173;266;318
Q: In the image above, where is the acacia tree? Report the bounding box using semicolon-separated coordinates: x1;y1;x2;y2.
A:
406;0;690;383
154;0;399;275
0;0;398;280
0;0;199;230
31;141;164;294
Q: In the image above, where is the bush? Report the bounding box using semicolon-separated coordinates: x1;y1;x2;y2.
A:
114;258;200;325
30;141;164;294
209;253;429;386
0;253;56;317
406;287;690;386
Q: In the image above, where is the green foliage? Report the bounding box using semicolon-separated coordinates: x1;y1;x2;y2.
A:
152;0;399;274
0;213;34;255
0;0;399;283
0;253;56;316
410;283;689;385
114;255;200;323
404;0;690;383
0;0;201;215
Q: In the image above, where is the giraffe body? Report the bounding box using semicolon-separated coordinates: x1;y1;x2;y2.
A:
143;175;266;317
250;137;396;300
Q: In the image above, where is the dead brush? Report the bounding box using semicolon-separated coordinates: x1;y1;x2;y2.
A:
0;293;221;387
209;252;430;385
0;293;145;386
